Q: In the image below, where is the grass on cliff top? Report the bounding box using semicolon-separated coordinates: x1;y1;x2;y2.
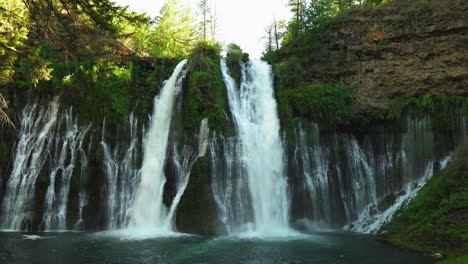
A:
382;142;468;258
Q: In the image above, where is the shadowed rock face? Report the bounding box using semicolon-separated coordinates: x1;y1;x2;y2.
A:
328;0;468;112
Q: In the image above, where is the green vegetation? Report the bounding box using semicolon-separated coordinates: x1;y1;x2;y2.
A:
183;41;229;132
147;0;197;58
0;0;219;128
281;82;355;128
176;156;220;235
378;194;396;212
225;44;249;86
437;255;468;264
382;142;468;258
262;0;395;128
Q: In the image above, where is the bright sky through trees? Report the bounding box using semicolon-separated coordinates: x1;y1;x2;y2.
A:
113;0;292;57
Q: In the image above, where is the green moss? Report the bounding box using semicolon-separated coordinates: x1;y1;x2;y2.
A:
377;194;396;212
437;255;468;264
183;41;230;133
225;43;248;85
382;142;468;257
176;156;221;235
282;82;355;128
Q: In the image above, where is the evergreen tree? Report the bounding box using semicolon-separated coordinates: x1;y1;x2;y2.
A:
199;0;209;41
150;0;197;58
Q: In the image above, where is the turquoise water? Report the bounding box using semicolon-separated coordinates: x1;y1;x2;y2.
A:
0;231;434;264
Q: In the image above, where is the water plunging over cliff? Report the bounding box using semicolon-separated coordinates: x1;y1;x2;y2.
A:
101;115;140;229
129;60;188;233
0;101;90;230
287;111;467;233
218;59;291;236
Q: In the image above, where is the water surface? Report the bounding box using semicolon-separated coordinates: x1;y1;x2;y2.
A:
0;231;434;264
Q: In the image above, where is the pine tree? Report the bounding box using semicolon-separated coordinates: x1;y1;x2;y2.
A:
150;0;197;58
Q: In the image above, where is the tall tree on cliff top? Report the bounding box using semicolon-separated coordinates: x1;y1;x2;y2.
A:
199;0;209;41
150;0;197;58
197;0;217;41
287;0;307;41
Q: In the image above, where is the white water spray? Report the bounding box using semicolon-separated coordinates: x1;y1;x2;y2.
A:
129;60;188;232
220;59;291;236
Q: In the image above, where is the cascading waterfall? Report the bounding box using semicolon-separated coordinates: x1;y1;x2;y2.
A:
101;114;140;229
165;118;210;227
1;101;60;230
219;59;291;235
41;110;91;230
74;190;88;229
0;60;466;236
0;100;90;230
129;60;189;232
210;135;249;234
289;111;468;233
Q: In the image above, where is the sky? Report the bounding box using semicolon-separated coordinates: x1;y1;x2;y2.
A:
113;0;292;58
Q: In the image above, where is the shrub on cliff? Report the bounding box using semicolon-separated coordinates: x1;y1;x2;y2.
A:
184;41;228;132
282;82;355;127
226;43;249;85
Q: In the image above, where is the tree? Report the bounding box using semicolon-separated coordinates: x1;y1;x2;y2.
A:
198;0;217;41
0;0;29;83
20;0;149;59
0;94;14;128
199;0;209;41
150;0;197;58
264;18;287;52
264;24;274;53
273;19;287;50
210;1;217;40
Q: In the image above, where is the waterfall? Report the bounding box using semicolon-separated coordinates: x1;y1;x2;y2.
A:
101;114;140;229
289;111;467;233
210;134;249;234
0;100;89;230
219;59;291;236
41;110;91;230
1;101;60;230
74;190;88;229
129;60;188;232
165;118;210;228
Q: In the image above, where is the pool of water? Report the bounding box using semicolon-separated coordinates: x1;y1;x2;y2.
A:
0;231;434;264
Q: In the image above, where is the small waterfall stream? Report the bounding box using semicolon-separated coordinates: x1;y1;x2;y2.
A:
41;110;91;230
0;100;90;230
101;115;140;229
287;112;467;232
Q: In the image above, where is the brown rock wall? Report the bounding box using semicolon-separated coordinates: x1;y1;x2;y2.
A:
329;0;468;111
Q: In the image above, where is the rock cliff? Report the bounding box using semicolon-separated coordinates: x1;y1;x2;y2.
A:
329;0;468;112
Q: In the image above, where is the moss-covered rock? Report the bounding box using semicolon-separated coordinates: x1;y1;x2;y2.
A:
182;41;232;133
377;194;396;212
226;43;249;86
176;156;222;236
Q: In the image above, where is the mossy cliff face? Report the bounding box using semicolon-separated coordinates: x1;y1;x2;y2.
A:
172;42;231;235
175;157;222;236
327;0;468;113
180;42;232;133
